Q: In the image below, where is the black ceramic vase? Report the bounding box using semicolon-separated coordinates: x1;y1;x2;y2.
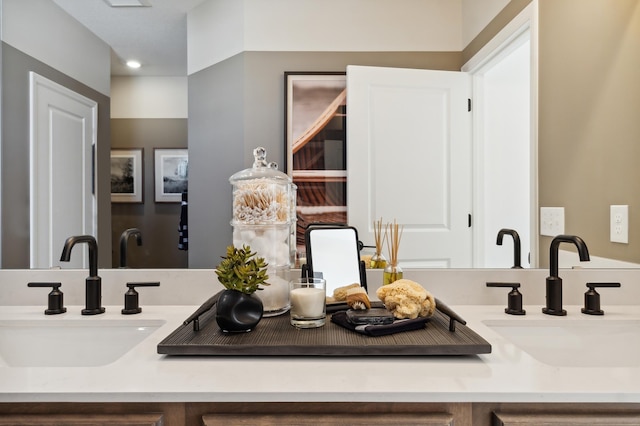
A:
215;289;264;333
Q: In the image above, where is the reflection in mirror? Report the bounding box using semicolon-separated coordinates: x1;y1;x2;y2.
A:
119;228;143;268
496;229;523;269
9;1;640;270
305;226;363;296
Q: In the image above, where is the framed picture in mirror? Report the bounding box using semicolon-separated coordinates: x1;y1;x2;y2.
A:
110;148;143;203
154;148;188;203
284;71;347;252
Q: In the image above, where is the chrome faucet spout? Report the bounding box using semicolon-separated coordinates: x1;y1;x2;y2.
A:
543;234;590;316
119;228;142;268
60;235;104;315
496;228;522;268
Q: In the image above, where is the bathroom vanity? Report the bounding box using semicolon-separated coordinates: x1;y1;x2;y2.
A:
1;268;640;425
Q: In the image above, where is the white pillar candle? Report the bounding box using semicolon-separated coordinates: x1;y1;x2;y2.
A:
290;287;325;318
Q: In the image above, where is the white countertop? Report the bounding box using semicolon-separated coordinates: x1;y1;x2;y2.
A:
2;303;640;404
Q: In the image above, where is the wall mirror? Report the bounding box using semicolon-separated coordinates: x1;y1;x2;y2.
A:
3;1;639;270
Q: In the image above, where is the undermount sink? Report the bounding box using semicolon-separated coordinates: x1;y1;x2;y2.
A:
0;318;165;367
483;318;640;368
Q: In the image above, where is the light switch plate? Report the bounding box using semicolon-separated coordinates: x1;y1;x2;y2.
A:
540;207;564;236
610;205;629;244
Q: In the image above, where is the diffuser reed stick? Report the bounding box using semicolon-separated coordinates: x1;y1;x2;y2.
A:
383;220;404;284
371;217;387;268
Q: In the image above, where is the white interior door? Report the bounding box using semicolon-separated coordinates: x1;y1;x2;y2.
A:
30;72;97;269
347;65;472;268
478;36;531;268
463;3;537;268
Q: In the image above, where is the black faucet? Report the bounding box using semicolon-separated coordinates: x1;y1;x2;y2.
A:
543;234;590;316
119;228;142;268
496;228;522;268
60;235;105;315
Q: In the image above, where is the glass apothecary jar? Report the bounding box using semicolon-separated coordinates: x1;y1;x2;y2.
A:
229;147;296;316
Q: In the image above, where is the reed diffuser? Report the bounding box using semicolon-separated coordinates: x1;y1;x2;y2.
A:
383;220;404;285
370;217;387;269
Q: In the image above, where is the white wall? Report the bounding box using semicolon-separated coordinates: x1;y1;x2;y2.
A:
188;0;463;74
187;0;245;75
1;0;111;95
461;0;511;46
1;0;511;98
111;76;188;119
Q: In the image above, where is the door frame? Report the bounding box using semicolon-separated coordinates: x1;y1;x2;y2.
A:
462;2;539;267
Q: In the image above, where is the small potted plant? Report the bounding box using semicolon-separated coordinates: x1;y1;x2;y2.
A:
215;245;270;332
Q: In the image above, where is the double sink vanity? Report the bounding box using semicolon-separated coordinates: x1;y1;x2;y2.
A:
1;267;640;425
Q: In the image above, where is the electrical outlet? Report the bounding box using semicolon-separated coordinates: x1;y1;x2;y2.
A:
540;207;565;236
610;205;629;244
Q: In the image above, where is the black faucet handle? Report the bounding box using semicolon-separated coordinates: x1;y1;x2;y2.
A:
486;282;526;315
582;282;621;315
122;282;160;315
28;282;67;315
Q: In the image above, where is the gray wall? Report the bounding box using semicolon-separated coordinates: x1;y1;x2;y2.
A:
1;43;112;268
111;119;189;268
188;51;461;268
188;54;245;268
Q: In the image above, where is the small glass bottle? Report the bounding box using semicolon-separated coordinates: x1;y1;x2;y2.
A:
370;252;387;269
383;263;403;285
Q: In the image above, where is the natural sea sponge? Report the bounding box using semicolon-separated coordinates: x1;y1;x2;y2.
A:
376;279;436;319
332;283;361;302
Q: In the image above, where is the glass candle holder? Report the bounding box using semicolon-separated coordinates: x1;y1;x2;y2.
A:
289;278;326;328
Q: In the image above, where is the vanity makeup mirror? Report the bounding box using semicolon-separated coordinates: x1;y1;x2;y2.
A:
305;226;365;296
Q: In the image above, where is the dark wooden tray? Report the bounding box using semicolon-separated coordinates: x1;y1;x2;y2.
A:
157;305;492;357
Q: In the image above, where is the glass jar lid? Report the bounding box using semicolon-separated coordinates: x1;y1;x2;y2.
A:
229;147;291;184
230;147;294;225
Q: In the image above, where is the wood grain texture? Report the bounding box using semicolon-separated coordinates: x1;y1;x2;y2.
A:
157;307;491;356
0;413;164;426
493;412;640;425
3;402;640;426
203;412;452;426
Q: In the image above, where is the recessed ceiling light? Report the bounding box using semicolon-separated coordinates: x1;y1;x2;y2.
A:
126;60;142;69
103;0;151;7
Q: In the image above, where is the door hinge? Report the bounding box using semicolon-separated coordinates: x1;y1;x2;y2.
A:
468;214;472;227
468;98;472;112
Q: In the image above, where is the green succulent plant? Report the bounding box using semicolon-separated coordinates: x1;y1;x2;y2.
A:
215;245;270;294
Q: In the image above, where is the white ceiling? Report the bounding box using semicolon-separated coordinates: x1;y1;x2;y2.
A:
52;0;207;77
